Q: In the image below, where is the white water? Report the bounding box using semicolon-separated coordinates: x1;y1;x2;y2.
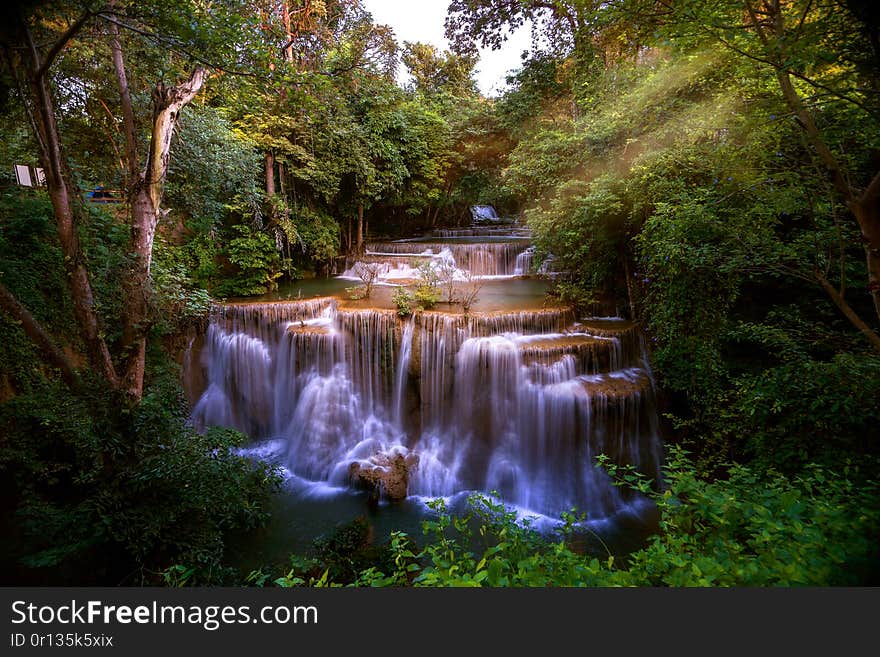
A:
189;304;662;519
189;226;662;521
393;318;414;428
341;240;534;283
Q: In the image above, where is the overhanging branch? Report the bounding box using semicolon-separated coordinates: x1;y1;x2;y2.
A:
0;282;79;389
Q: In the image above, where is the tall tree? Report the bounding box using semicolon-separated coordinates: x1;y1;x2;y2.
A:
662;0;880;331
0;0;266;401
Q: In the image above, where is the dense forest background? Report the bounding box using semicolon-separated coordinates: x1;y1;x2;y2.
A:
0;0;878;586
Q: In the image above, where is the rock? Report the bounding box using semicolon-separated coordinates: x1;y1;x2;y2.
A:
349;446;419;502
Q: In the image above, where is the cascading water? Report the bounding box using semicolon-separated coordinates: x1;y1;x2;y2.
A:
188;234;664;521
514;247;535;276
407;317;661;518
393;318;414;427
341;240;534;281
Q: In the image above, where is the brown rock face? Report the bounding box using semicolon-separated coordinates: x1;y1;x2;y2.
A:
349;447;420;502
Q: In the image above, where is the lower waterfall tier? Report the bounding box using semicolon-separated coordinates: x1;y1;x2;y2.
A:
187;299;663;519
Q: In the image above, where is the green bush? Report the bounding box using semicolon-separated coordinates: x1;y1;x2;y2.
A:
727;354;880;472
151;242;212;335
413;285;441;310
259;447;878;587
392;287;415;317
0;363;282;585
413;261;441;310
215;224;283;297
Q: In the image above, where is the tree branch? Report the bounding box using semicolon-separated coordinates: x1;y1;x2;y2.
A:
815;270;880;353
34;9;94;80
743;0;772;49
0;282;79;389
144;66;208;211
861;168;880;206
97;14;266;80
703;27;876;117
108;6;139;189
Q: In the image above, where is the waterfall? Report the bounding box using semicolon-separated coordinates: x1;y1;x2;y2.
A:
189;294;663;519
345;241;533;278
514;247;535;276
188;223;662;520
434;226;532;238
393;318;414;429
470;204;499;222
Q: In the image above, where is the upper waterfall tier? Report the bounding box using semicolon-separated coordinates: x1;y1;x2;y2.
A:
433;226;532;238
360;240;533;277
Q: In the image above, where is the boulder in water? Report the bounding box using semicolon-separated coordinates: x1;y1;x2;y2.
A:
349;446;419;502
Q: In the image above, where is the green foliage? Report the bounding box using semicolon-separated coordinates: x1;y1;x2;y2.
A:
291;206;341;268
413;261;442;310
260;448;878;587
0;176;265;586
346;286;367;301
215;224;283;297
479;10;880;476
0;193;74;390
4;0;879;589
0;194;70;329
606;449;879;586
151;241;212;335
726;354;880;472
402;41;478;97
392;287;416;317
166;104;262;236
413;286;441;310
254;518;396;588
545;281;597;317
310;517;396;584
0;361;282;584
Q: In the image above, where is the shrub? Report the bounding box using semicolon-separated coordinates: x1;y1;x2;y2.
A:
0;364;282;585
261;447;879;587
215;224;283;297
393;287;416;317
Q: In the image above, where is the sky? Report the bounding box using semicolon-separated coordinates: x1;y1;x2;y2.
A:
360;0;532;96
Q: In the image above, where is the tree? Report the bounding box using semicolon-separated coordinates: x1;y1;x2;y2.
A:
660;0;880;345
402;41;478;97
0;0;266;401
453;0;880;350
445;0;651;68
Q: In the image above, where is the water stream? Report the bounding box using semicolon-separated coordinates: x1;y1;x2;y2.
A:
185;226;664;560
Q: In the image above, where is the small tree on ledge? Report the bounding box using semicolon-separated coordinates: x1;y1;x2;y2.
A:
353;262;381;299
459;271;482;316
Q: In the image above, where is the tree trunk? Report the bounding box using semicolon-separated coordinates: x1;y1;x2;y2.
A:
265;150;276;196
109;14;138;188
16;16;119;386
776;67;880;324
281;0;294;64
757;1;880;324
7;10;209;401
356;202;364;254
0;282;78;388
118;67;208;401
850;182;880;322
